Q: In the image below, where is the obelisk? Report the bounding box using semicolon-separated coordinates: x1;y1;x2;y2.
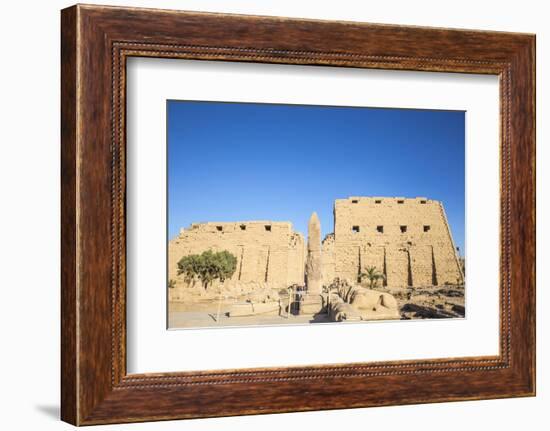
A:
306;212;322;294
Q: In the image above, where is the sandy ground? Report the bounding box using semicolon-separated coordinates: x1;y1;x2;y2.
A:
168;284;465;329
168;309;331;329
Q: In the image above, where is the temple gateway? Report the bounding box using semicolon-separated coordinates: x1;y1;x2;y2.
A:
169;196;464;299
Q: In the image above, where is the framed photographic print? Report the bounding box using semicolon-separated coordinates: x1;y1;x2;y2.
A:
164;101;465;330
61;4;536;425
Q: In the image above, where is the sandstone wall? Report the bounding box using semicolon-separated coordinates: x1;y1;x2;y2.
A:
168;196;463;301
168;221;306;298
328;197;463;288
321;233;335;284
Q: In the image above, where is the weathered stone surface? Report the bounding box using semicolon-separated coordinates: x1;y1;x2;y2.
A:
306;212;322;294
299;294;325;315
168;197;464;309
321;233;335;284
390;285;466;319
328;297;362;322
168;221;305;302
324;197;464;288
325;286;400;321
349;288;400;320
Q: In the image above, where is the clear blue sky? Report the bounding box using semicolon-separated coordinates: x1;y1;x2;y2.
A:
167;101;465;254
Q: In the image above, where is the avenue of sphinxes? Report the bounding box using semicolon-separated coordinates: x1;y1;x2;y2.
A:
168;197;465;324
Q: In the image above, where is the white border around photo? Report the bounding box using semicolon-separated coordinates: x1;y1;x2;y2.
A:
126;58;500;374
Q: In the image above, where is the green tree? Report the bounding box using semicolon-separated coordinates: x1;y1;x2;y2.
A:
177;250;237;290
361;266;386;289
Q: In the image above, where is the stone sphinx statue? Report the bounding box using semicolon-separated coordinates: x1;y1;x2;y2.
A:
228;288;282;317
326;279;400;322
328;296;362;322
349;287;400;320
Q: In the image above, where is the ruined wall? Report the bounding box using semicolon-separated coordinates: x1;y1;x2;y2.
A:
168;221;305;297
328;197;463;288
168;196;463;299
321;233;335;284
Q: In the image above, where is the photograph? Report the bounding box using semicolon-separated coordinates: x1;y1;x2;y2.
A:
167;101;466;329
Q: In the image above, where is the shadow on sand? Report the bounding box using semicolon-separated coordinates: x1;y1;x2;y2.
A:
309;312;331;323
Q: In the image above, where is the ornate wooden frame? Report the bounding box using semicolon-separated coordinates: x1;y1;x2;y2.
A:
61;4;535;425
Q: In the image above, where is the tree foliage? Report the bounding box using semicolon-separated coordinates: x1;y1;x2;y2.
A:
361;266;386;289
177;250;237;290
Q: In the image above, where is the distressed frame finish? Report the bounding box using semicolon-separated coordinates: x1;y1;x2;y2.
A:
61;4;535;425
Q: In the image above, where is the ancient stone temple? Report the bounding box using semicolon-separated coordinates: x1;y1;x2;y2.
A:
168;196;463;299
321;197;464;287
168;221;306;292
